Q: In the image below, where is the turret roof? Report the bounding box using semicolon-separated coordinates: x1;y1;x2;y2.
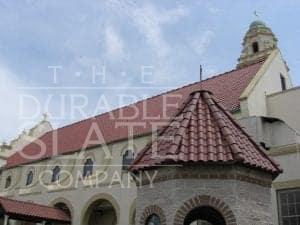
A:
130;90;282;175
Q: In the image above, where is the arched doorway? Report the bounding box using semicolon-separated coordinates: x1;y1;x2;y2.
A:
184;206;226;225
84;199;117;225
54;202;72;218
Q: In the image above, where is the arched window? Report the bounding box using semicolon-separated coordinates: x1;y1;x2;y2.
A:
183;206;226;225
5;176;11;189
54;202;71;217
122;150;135;170
146;214;161;225
51;166;60;182
252;42;259;53
83;158;94;178
280;74;287;91
26;170;34;186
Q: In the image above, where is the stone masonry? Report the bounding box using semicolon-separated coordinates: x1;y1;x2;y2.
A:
136;166;274;225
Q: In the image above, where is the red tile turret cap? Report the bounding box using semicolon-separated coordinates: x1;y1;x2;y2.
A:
129;89;282;176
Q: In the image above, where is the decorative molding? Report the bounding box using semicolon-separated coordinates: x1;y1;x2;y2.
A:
138;168;273;187
18;189;42;196
140;205;166;225
173;195;237;225
120;143;138;156
268;144;300;157
273;179;300;190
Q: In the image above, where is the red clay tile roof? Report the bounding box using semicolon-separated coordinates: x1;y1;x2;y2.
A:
6;62;263;168
0;196;71;223
130;90;281;175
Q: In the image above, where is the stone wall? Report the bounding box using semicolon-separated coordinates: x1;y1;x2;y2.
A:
136;166;274;225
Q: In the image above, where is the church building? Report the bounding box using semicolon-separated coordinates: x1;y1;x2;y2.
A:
0;20;299;225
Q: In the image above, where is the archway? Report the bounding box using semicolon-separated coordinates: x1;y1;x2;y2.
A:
184;206;226;225
173;195;237;225
50;198;74;223
84;199;117;225
54;202;72;218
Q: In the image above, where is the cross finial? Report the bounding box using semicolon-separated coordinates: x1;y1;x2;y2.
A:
254;10;259;19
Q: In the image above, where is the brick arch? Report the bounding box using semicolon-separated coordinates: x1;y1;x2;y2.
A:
140;205;166;225
174;195;237;225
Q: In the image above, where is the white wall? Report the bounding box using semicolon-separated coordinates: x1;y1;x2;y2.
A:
245;51;292;117
267;87;300;132
271;149;300;225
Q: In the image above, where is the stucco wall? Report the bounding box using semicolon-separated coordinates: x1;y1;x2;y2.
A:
0;134;152;225
270;147;300;225
267;87;300;132
238;116;299;148
241;50;292;118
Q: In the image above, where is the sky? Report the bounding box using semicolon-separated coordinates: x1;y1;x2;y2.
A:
0;0;300;141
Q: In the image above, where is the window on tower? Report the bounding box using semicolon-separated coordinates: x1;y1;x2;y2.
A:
252;42;259;53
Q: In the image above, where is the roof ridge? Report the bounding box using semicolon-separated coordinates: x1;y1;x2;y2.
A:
38;62;263;134
130;92;196;167
201;92;244;162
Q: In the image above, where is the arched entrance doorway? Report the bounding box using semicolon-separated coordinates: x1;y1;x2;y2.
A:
84;199;117;225
184;206;226;225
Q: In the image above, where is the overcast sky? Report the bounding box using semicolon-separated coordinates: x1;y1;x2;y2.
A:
0;0;300;141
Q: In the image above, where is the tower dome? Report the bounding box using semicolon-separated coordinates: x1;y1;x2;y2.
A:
250;20;266;29
237;20;278;68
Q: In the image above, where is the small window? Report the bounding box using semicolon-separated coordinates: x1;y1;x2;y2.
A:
83;158;94;178
252;42;259;53
5;176;11;189
122;150;135;170
277;189;300;225
26;170;34;186
280;74;287;91
146;214;161;225
51;166;60;182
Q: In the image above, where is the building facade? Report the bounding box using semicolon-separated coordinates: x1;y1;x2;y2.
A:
0;20;299;225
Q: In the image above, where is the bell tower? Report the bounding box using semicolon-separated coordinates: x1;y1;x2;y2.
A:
237;20;278;68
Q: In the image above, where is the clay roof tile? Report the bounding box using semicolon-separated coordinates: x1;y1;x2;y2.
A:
6;62;263;168
129;90;282;175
